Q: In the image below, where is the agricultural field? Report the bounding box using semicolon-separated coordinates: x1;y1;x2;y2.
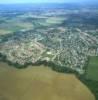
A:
0;22;34;35
46;17;65;24
0;62;95;100
86;56;98;81
0;17;34;36
0;29;11;35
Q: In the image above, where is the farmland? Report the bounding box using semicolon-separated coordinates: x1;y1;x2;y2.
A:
0;62;95;100
86;56;98;81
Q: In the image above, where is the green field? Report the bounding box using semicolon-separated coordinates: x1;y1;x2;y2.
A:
86;56;98;81
80;56;98;100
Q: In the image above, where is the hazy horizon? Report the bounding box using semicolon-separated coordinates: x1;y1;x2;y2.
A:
0;0;98;4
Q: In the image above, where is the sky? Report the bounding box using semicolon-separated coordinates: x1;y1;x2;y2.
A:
0;0;97;4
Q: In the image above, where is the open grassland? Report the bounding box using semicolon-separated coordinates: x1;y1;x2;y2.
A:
46;17;65;24
0;29;11;36
0;21;34;36
86;56;98;81
80;56;98;100
15;22;34;30
0;62;95;100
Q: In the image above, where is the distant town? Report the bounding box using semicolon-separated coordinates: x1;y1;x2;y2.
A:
0;4;98;74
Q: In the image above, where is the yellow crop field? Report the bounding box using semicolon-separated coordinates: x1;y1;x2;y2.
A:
0;62;95;100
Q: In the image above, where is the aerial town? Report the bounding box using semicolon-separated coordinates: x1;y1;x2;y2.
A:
0;4;98;74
